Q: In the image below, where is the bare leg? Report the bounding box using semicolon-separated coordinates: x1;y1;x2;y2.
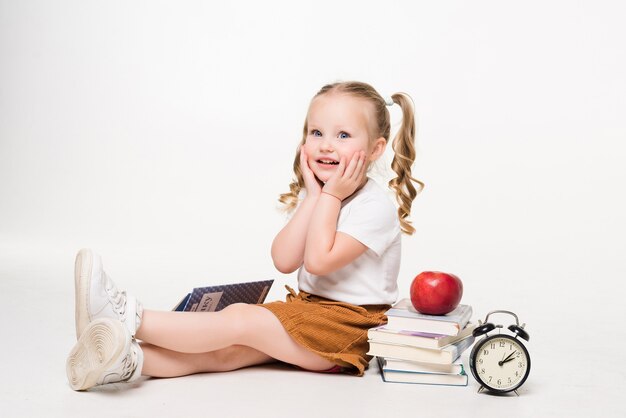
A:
140;343;275;377
136;303;336;371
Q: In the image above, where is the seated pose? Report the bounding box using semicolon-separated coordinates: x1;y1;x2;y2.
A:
66;81;422;390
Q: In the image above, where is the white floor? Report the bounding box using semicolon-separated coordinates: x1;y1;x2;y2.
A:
1;248;623;418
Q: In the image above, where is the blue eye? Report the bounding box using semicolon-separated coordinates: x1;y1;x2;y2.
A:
310;129;322;137
339;131;350;139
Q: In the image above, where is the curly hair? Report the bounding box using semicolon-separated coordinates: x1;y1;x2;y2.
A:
278;81;424;235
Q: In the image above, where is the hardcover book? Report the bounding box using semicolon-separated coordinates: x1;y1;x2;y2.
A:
379;358;465;375
367;323;477;349
367;335;475;364
173;279;274;312
385;299;473;336
377;357;468;386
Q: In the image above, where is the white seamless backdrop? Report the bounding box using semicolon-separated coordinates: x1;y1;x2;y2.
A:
1;1;625;417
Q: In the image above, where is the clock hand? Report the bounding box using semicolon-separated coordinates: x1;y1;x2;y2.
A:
502;356;518;365
498;352;507;366
498;350;517;366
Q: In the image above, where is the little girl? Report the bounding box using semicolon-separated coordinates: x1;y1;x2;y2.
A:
66;81;423;390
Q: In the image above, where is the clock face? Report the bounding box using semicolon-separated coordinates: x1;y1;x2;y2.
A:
471;335;530;392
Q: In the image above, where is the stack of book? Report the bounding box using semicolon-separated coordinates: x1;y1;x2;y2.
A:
367;299;476;386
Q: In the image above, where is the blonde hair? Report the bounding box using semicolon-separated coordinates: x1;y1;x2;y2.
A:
278;81;424;235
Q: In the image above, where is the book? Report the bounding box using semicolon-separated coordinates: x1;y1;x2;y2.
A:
367;335;475;364
379;357;465;375
377;357;468;386
368;323;477;349
384;299;473;336
173;279;274;312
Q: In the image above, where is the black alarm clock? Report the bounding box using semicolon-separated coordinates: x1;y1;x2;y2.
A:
469;310;530;395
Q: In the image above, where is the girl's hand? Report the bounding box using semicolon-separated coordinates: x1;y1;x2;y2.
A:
322;150;367;201
300;148;323;199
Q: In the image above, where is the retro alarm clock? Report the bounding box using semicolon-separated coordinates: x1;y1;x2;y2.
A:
469;310;531;395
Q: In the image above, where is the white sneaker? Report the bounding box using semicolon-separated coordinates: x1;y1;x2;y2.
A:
66;318;144;391
74;248;143;339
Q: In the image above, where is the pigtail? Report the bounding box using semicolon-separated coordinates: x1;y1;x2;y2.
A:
278;132;307;212
388;93;424;235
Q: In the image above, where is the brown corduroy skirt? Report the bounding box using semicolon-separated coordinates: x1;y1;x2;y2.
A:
259;285;390;376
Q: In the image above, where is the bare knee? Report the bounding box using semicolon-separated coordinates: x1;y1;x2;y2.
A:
218;303;256;341
219;304;288;349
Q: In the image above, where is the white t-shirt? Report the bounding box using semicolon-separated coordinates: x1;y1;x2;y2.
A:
297;178;401;305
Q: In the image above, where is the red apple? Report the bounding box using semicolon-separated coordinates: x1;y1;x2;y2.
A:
410;271;463;315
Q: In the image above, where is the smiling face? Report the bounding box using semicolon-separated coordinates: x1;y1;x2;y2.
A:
303;93;384;183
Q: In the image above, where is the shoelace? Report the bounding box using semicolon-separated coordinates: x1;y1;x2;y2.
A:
103;273;127;317
100;342;138;384
118;343;139;382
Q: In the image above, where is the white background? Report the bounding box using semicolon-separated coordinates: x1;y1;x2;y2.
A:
1;1;625;417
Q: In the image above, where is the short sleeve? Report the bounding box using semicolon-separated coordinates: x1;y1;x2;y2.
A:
337;196;400;256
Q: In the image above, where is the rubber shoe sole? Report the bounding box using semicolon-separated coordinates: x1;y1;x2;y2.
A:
66;318;128;391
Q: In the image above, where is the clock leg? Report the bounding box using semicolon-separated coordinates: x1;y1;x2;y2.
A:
514;390;520;396
477;386;485;393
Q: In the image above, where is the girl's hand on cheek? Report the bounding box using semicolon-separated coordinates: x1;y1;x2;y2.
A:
322;151;367;201
300;148;323;198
